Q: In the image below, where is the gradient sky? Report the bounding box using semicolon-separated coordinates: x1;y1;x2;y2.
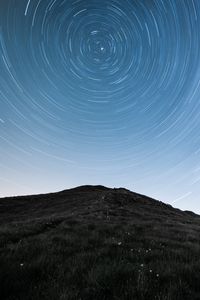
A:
0;0;200;213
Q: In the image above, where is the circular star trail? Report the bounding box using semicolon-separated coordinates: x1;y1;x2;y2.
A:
0;0;200;212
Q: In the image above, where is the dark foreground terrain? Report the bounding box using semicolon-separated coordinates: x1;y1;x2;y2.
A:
0;185;200;300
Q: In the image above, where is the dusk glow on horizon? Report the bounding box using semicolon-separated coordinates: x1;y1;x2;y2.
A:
1;0;200;213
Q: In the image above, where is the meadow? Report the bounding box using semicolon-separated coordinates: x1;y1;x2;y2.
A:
0;186;200;300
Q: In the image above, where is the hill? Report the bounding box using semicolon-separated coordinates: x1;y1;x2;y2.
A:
0;185;200;300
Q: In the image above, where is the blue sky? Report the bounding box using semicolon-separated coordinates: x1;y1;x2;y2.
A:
1;0;200;213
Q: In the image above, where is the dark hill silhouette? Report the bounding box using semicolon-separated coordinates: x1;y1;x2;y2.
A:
0;186;200;300
0;185;197;224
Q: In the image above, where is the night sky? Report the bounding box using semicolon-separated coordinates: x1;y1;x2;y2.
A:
0;0;200;212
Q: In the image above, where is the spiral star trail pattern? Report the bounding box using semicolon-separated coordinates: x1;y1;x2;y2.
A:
0;0;200;212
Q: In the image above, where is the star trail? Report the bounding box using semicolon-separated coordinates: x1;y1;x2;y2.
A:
0;0;200;212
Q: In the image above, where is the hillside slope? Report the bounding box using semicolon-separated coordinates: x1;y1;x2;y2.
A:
0;186;200;300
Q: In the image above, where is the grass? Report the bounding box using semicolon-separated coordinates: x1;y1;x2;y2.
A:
0;185;200;299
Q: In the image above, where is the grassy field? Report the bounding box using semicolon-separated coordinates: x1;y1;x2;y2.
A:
0;185;200;300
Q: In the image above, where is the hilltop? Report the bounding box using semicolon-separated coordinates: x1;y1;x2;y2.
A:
0;185;200;300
